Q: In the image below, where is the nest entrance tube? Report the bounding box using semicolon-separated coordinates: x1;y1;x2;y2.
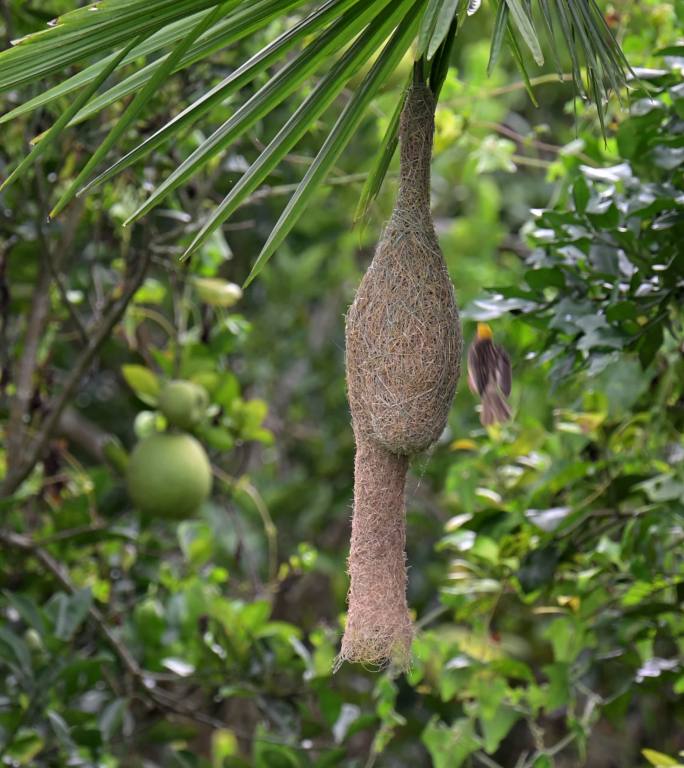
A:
338;437;412;669
340;82;463;670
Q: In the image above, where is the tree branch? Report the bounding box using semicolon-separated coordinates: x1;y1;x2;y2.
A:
57;406;128;474
4;247;52;469
4;167;88;478
1;247;151;497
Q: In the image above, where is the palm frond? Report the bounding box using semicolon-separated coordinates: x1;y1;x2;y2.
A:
244;0;425;285
0;0;631;281
178;0;418;259
49;2;233;218
0;36;141;195
125;0;394;224
80;0;343;196
0;10;210;124
0;0;222;91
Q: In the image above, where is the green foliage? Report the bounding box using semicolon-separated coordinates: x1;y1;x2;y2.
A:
470;67;684;380
0;0;628;273
0;3;682;767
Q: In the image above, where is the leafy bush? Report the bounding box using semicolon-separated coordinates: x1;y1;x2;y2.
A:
0;4;682;768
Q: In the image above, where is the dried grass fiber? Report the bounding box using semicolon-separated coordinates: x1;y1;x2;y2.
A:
339;83;462;670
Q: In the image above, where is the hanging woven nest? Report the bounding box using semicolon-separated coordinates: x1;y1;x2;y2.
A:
339;80;462;670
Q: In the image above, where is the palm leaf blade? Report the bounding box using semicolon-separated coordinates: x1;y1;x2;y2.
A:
243;1;425;285
50;2;236;219
487;1;509;77
126;0;393;224
81;0;363;196
353;88;404;225
0;0;224;92
504;0;544;66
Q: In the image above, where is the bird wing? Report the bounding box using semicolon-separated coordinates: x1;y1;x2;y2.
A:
467;342;490;396
495;347;512;396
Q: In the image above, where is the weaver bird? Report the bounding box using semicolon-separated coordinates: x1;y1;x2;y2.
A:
467;323;512;426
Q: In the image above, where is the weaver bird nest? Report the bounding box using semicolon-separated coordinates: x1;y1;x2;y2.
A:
340;82;462;670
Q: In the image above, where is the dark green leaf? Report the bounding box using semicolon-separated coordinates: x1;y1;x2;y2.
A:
517;546;559;593
3;592;47;637
99;699;128;741
487;0;509;77
54;589;92;642
504;0;543;66
525;267;565;291
354;89;405;224
0;626;32;675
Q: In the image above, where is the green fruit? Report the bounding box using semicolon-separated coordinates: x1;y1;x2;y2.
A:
126;433;212;519
193;277;242;307
158;380;208;430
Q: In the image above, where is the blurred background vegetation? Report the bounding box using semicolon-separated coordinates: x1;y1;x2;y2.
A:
0;1;683;766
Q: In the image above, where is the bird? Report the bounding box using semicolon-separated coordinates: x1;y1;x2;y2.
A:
467;323;512;426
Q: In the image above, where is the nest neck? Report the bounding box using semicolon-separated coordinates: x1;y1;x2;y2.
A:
393;84;435;221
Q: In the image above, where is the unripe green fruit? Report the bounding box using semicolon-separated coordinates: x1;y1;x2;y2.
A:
158;380;208;430
126;433;212;519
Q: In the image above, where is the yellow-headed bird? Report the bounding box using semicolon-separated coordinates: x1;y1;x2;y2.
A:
467;323;512;426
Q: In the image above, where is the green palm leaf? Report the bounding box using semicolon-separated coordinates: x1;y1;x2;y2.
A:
65;0;306;129
0;0;631;282
126;0;394;224
49;2;235;218
0;36;142;194
179;0;417;260
0;10;212;124
244;1;425;285
353;90;405;226
504;0;544;66
80;0;363;197
0;0;222;91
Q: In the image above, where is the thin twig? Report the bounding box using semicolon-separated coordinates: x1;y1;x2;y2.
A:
34;164;89;343
474;120;598;166
4;167;89;476
445;73;575;108
474;752;506;768
0;528;143;677
511;154;552;169
213;466;279;584
35;522;110;545
415;603;449;630
241;172;384;207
